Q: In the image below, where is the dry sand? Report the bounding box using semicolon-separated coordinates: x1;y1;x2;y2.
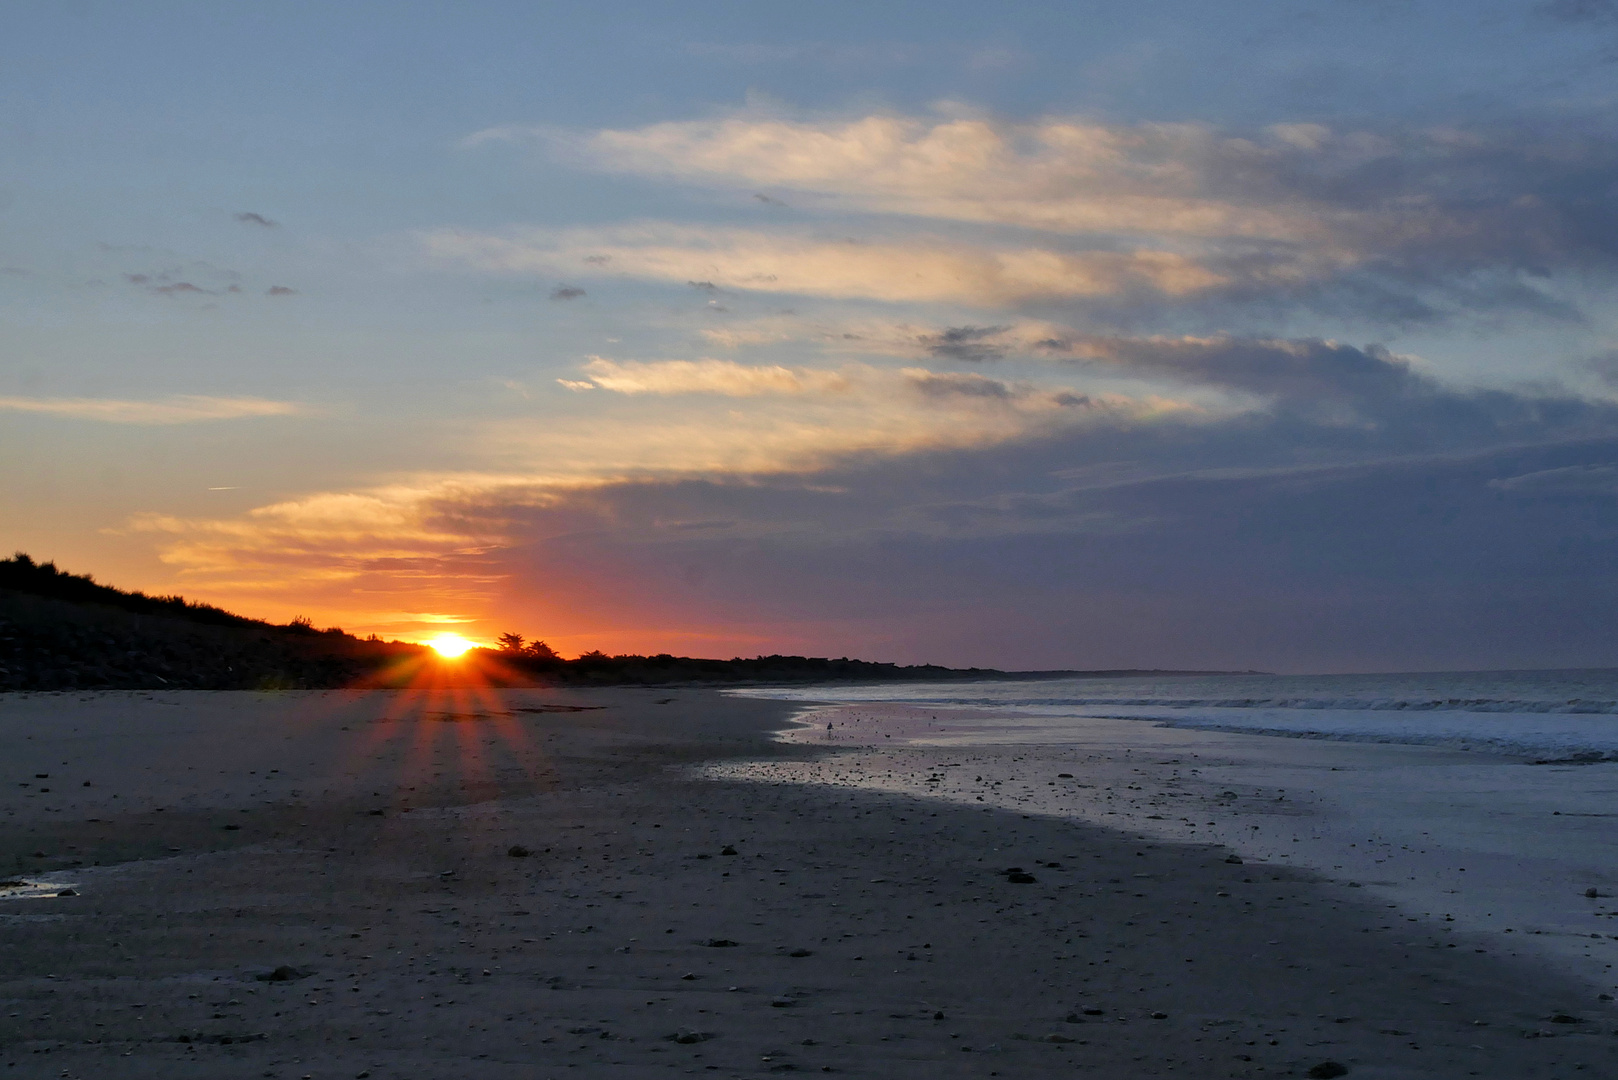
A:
1;687;1615;1079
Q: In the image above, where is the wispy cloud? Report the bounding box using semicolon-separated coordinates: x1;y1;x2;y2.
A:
234;211;279;228
471;110;1618;324
570;357;853;396
0;395;304;424
423;224;1224;306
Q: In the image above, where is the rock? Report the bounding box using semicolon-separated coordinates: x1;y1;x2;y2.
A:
507;845;531;858
771;998;796;1007
1081;1007;1104;1016
1042;1033;1076;1043
1057;773;1073;778
680;972;698;980
54;888;76;897
1150;1011;1168;1019
789;948;812;957
222;824;240;831
255;965;311;982
703;938;739;948
669;1029;713;1044
1549;1013;1583;1024
721;845;738;856
1586;887;1601;898
1005;871;1037;884
1306;1063;1348;1079
933;1011;945;1020
1224;855;1243;864
1064;1013;1085;1023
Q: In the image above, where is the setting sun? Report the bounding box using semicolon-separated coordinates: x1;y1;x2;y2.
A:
426;632;476;658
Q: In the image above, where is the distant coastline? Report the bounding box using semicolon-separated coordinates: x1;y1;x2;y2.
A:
0;554;1259;692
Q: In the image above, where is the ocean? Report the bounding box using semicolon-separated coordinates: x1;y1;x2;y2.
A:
732;668;1618;759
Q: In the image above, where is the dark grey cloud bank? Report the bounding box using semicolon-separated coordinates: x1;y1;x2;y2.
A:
428;334;1618;671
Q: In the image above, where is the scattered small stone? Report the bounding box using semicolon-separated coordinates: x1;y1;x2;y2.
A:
367;809;384;817
933;1011;945;1020
1306;1063;1348;1079
669;1029;713;1044
720;846;737;856
680;973;698;980
1586;887;1601;899
703;938;739;948
771;998;796;1008
1081;1008;1104;1016
1225;855;1243;864
256;965;311;982
1042;1033;1076;1043
1150;1012;1168;1019
1001;867;1037;884
1057;773;1073;778
54;888;76;897
507;845;531;858
789;948;812;957
1065;1013;1086;1023
1550;1013;1583;1024
222;824;240;831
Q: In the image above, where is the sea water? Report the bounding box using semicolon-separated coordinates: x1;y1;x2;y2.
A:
734;668;1618;759
716;670;1618;990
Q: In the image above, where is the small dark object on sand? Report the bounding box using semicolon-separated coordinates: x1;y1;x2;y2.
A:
1081;1007;1104;1016
1225;855;1243;864
507;845;531;858
1549;1013;1583;1024
789;948;812;957
721;845;738;856
1002;867;1037;883
669;1029;712;1044
703;938;739;947
222;824;240;830
1057;773;1073;778
1150;1011;1168;1019
367;809;385;816
1586;887;1601;898
256;965;311;982
55;888;76;897
1307;1063;1348;1079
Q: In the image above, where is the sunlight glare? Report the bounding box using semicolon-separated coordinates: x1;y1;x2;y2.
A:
427;632;476;658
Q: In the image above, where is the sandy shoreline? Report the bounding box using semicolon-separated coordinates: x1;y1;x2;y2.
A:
2;688;1615;1078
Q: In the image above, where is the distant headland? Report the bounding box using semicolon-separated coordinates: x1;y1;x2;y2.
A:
0;553;1253;691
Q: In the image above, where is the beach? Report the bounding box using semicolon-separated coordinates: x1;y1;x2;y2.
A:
2;687;1614;1078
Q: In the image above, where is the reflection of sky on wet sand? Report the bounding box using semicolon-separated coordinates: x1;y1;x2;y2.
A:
708;701;1618;991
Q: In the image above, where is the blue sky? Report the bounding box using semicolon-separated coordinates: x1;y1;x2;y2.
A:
6;1;1618;670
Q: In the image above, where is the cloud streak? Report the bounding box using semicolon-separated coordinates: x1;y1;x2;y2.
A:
0;395;304;424
423;223;1224;306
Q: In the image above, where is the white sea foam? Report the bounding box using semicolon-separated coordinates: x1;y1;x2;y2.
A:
731;669;1618;758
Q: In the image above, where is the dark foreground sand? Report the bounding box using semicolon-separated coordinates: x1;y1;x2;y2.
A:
1;687;1614;1079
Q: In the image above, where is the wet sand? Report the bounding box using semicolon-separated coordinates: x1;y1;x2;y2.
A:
1;688;1615;1078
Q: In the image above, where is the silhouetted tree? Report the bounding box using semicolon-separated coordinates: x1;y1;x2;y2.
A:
496;631;526;653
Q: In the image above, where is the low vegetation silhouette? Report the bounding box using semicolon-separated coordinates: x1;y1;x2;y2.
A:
0;553;1047;691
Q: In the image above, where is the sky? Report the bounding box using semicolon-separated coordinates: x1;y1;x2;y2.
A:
6;0;1618;672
